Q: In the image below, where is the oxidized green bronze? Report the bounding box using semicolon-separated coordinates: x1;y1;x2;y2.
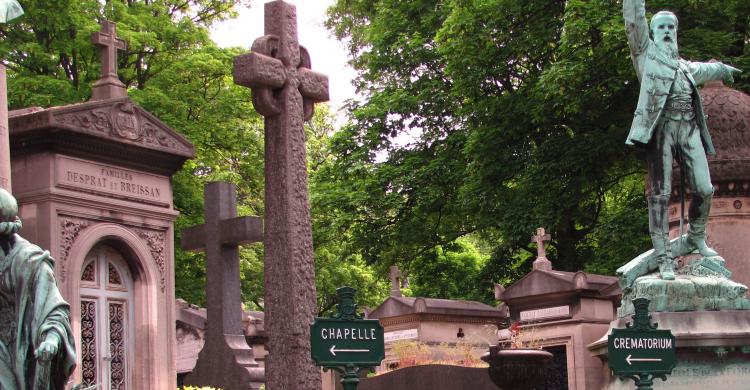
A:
0;0;23;23
623;0;740;280
0;188;77;389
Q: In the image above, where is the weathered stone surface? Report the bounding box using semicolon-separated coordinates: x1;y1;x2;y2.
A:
590;311;750;389
233;1;329;389
359;365;497;390
91;20;127;100
182;182;264;390
0;65;10;192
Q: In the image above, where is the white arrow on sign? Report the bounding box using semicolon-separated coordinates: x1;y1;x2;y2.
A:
330;345;370;356
626;354;662;365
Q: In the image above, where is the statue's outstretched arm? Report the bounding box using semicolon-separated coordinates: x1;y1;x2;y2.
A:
623;0;649;56
687;61;742;85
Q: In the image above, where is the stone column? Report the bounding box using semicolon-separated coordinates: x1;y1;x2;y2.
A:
0;64;10;192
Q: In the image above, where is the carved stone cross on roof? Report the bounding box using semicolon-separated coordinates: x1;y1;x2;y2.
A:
181;182;264;389
232;1;329;389
91;20;127;100
531;227;553;271
390;265;403;297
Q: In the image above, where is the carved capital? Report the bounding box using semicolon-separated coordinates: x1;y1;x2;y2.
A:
134;228;167;292
59;217;93;282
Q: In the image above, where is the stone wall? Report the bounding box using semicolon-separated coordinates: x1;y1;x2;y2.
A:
359;365;496;390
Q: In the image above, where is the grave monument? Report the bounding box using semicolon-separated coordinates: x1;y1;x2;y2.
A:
233;0;329;388
8;19;194;388
588;1;750;388
181;182;265;389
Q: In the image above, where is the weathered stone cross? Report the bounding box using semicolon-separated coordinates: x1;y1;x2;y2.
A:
530;227;553;271
91;20;127;100
181;182;265;389
389;265;403;297
233;1;329;389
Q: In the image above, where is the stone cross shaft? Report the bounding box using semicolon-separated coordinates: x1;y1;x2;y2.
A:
91;20;127;100
531;227;553;271
531;227;552;259
181;182;264;389
0;65;9;193
233;1;329;389
389;265;403;297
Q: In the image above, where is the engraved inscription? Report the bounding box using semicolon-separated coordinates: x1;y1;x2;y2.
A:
56;156;170;206
654;358;750;389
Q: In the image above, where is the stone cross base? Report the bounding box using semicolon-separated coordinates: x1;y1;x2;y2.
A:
184;334;265;390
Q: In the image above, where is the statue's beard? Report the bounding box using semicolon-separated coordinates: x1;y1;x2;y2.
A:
655;37;678;59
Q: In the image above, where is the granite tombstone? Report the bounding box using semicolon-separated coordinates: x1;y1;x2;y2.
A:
181;182;265;389
233;1;329;388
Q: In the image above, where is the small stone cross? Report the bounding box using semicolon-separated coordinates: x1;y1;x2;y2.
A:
389;265;403;297
91;20;127;100
232;2;329;388
530;227;553;271
181;182;264;389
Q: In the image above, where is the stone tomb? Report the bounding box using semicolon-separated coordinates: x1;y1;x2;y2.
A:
366;266;507;372
497;260;620;390
8;20;194;389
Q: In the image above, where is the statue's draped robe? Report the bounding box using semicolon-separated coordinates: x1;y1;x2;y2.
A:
0;235;76;390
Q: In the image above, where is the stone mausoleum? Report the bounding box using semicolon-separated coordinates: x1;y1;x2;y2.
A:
7;21;194;388
367;266;507;371
496;230;620;390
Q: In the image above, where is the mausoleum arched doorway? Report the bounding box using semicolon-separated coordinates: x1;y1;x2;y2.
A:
79;244;136;389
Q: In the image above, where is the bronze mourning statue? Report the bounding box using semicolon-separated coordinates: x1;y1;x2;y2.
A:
623;0;741;280
0;188;76;389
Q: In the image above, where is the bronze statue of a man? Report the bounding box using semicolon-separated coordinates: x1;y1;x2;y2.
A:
0;188;76;389
623;0;740;280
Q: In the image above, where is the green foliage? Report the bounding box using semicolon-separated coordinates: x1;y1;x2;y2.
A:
324;0;750;300
2;1;386;313
407;238;489;303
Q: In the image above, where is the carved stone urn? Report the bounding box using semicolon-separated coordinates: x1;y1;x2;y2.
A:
481;346;553;390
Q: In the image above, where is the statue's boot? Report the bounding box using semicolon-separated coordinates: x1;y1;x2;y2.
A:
687;193;718;257
649;196;675;280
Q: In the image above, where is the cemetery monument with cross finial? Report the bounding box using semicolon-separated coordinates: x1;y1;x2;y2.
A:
389;265;403;297
531;227;552;271
181;182;265;389
91;20;127;101
233;0;329;388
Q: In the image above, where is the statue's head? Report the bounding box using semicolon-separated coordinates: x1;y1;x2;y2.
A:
651;11;679;58
0;188;21;236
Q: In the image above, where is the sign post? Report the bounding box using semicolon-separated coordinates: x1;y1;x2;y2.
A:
311;287;385;390
608;298;676;389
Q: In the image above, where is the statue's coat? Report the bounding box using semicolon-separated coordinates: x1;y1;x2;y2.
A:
623;0;728;155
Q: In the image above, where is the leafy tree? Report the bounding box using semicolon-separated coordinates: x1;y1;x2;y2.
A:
1;1;388;313
324;0;750;301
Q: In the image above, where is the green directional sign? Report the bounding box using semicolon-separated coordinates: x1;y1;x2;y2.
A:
311;317;385;367
310;287;385;390
608;328;675;375
607;298;676;389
